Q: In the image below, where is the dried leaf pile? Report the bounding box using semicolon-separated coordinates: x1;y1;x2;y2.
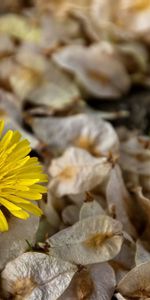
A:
0;0;150;299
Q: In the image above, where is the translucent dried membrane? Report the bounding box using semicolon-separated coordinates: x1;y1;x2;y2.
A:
39;191;60;228
117;262;150;298
32;113;119;156
129;187;150;240
49;147;112;197
9;64;42;100
62;204;79;225
120;135;150;192
59;262;116;300
135;240;150;265
106;165;136;237
112;232;136;283
26;61;82;115
79;200;105;220
1;252;77;300
48;214;123;265
53;42;130;98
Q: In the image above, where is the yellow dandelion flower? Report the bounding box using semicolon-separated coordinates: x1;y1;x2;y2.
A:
0;120;48;232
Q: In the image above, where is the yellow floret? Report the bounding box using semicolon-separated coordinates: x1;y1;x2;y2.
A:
0;120;48;232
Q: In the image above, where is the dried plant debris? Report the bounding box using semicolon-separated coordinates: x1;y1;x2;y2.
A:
106;165;136;237
135;240;150;265
117;262;150;299
49;147;112;197
59;262;116;300
31;113;119;155
48;214;123;265
120;135;150;192
53;43;130;98
79;199;105;220
1;252;77;299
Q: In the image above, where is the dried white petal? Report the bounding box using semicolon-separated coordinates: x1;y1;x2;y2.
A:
26;62;81;115
1;252;77;300
112;232;136;282
135;240;150;265
129;187;150;239
48;215;123;265
79;200;105;220
120;135;150;192
49;147;112;197
59;262;116;300
39;191;60;228
106;165;136;237
117;262;150;298
62;205;80;225
32;113;119;156
53;42;130;98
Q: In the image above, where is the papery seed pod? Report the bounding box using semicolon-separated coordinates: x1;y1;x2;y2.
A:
1;252;77;300
48;214;123;265
53;43;130;98
49;147;112;197
31;113;119;156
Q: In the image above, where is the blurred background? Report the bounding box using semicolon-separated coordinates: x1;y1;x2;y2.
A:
0;0;150;137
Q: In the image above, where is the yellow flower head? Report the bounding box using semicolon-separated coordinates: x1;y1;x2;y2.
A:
0;120;48;232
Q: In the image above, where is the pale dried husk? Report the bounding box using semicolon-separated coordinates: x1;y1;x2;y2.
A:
106;165;136;237
31;113;119;156
128;187;150;240
0;35;15;58
135;240;150;265
111;232;136;283
62;204;80;225
49;147;112;197
41;14;82;50
59;262;116;300
1;252;77;300
120;135;150;193
48;214;123;265
79;199;105;220
53;42;130;98
9;64;42;100
25;61;82;116
117;262;150;298
0;89;21;123
39;191;60;229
